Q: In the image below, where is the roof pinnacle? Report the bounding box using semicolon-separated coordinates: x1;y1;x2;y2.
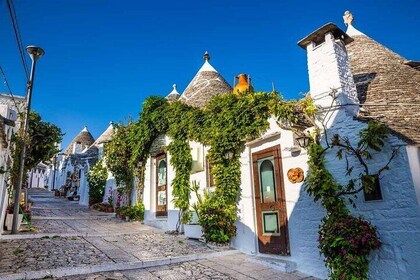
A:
343;11;365;36
343;11;354;26
203;51;210;62
166;83;180;102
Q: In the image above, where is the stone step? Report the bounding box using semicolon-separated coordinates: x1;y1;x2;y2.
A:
29;194;55;198
247;255;297;273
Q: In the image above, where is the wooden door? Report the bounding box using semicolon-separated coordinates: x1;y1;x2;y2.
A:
252;146;290;255
155;153;167;217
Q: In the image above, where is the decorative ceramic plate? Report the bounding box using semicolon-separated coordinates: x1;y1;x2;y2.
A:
287;168;304;183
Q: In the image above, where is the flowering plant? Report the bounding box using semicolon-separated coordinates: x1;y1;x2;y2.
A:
319;213;381;280
197;194;237;244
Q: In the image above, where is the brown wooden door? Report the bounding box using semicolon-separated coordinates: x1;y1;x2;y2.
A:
155;153;167;217
252;146;290;255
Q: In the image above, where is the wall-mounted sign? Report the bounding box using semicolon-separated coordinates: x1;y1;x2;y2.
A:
287;168;304;183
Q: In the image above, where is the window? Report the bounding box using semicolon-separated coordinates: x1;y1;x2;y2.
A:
191;146;204;173
364;176;383;201
262;211;280;235
156;154;167;217
157;158;167;187
258;157;277;203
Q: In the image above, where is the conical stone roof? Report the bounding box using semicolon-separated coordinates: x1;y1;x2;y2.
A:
180;52;232;108
64;126;95;155
345;14;420;144
93;122;114;146
166;84;181;102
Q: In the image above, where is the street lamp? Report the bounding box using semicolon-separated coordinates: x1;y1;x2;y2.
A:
296;134;312;148
11;45;45;234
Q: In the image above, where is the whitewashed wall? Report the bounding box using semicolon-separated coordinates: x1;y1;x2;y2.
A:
407;146;420;205
0;104;19;235
234;118;326;276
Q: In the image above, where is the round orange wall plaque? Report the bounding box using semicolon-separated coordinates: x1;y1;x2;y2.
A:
287;168;304;184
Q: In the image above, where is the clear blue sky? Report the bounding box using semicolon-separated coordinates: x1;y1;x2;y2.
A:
0;0;418;150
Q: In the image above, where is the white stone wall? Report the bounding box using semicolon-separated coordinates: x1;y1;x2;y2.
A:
235;118;326;277
79;165;89;206
407;146;420;205
318;109;420;279
28;169;47;189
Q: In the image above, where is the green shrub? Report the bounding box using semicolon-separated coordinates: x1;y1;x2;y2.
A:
198;195;237;244
118;203;145;221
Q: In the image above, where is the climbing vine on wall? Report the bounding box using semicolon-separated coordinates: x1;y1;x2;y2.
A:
166;101;195;228
106;91;289;241
103;122;135;204
305;121;397;280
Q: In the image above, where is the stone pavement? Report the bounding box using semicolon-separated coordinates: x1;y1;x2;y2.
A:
0;188;320;280
59;254;318;280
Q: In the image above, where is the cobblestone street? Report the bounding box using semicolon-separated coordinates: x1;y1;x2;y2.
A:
0;189;319;280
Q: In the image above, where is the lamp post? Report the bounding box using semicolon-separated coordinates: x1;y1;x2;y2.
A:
11;45;45;234
52;154;58;191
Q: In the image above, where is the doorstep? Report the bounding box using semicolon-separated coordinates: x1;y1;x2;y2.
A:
247;254;297;273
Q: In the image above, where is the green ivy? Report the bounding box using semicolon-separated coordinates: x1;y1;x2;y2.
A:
103;123;135;204
165;101;193;225
106;92;281;241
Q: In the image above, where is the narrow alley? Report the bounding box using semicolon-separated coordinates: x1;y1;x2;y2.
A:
0;188;318;280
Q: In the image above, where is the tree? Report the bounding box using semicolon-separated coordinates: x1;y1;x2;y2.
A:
26;111;63;170
9;111;63;188
87;160;108;205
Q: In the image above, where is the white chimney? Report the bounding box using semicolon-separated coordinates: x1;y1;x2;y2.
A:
72;142;83;154
298;23;359;116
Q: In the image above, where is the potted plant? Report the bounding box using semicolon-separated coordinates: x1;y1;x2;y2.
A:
184;181;206;239
184;210;202;239
5;204;24;231
106;204;114;213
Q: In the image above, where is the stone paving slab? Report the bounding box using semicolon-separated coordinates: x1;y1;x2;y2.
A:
0;236;112;276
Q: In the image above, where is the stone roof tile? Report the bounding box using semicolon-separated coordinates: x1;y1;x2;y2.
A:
346;24;420;145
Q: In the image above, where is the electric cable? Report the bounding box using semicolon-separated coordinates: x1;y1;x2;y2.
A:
5;0;29;80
